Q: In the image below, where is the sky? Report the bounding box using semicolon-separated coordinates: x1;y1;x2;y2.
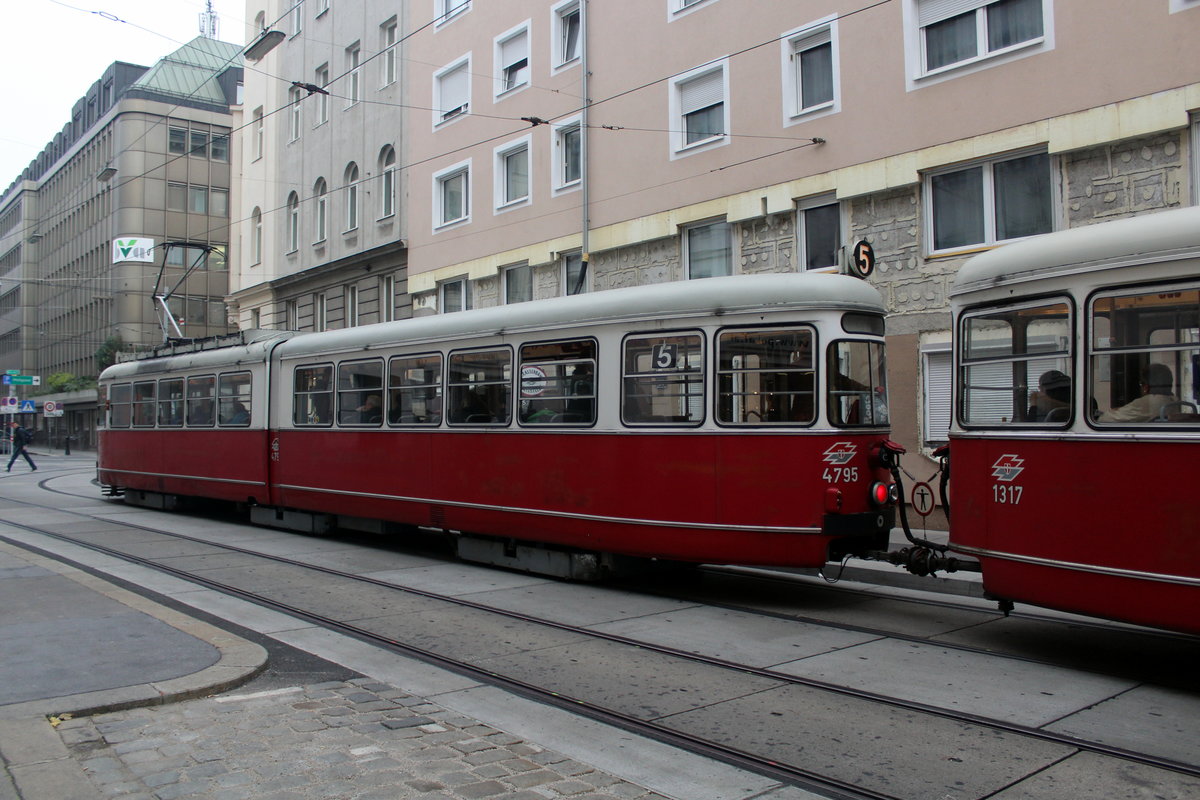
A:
0;0;250;183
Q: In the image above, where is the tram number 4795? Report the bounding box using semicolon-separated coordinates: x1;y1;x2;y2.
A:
993;484;1023;504
823;467;859;483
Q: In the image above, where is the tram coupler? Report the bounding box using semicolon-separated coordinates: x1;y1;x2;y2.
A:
869;546;982;577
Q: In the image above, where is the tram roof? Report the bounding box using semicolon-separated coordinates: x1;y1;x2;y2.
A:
275;272;885;360
951;205;1200;297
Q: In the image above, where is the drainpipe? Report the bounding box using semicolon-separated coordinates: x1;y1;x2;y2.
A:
579;0;591;290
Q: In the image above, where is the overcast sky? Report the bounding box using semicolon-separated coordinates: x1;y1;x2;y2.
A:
0;0;250;184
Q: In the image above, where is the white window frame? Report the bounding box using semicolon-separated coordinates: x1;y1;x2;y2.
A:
287;192;300;253
315;293;328;332
494;136;532;211
251;208;263;265
381;20;398;87
345;284;359;327
922;342;953;445
380;274;396;322
252;107;264;161
289;88;302;141
346;43;362;106
551;1;581;71
796;195;841;272
503;263;533;305
290;0;302;37
903;0;1054;88
669;0;719;21
437;0;470;26
683;218;732;279
439;277;469;313
315;65;330;124
433;159;471;230
316;0;329;16
434;56;471;128
314;178;328;244
669;60;730;158
552;116;582;193
494;22;531;99
344;163;360;232
1192;115;1200;206
285;299;299;330
561;250;588;295
1171;0;1200;12
923;148;1054;255
379;147;396;220
781;18;839;124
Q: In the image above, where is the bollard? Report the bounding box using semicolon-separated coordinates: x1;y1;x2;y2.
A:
65;436;71;456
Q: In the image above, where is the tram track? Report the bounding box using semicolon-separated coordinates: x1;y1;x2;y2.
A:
1;471;1198;798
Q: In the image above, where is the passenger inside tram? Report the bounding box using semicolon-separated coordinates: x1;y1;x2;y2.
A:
1098;363;1175;423
1026;370;1070;422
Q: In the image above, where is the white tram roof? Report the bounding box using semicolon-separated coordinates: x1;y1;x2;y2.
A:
951;205;1200;298
274;272;886;361
101;330;296;381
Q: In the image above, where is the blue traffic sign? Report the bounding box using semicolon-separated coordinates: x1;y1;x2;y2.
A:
18;400;34;412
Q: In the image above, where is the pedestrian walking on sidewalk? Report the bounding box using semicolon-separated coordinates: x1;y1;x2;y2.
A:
6;421;36;472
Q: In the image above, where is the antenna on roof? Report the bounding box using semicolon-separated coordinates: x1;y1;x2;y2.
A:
199;0;219;39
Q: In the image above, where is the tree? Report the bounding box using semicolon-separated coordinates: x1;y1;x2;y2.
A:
95;334;127;373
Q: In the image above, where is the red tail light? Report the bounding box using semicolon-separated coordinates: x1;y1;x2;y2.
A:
869;481;891;507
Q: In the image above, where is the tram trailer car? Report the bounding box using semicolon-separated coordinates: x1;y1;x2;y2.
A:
99;274;897;577
948;206;1200;635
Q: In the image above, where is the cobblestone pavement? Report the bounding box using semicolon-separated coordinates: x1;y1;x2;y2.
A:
56;679;669;800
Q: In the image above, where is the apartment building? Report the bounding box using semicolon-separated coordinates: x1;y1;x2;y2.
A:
230;0;410;332
235;0;1200;468
0;37;242;446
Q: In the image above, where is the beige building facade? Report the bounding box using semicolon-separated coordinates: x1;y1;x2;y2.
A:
235;0;1200;479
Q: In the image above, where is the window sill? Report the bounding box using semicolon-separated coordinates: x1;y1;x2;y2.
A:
916;37;1045;83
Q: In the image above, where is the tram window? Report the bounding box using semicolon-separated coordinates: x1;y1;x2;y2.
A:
841;313;885;336
132;381;156;427
518;339;597;426
388;354;443;425
717;328;814;425
337;359;384;426
293;365;333;426
158;378;184;427
447;348;512;425
622;333;704;426
218;372;252;426
828;340;889;426
109;383;131;428
958;302;1071;426
1091;288;1200;424
186;375;216;427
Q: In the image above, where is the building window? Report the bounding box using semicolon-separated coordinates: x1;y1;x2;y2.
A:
785;21;837;119
189;186;208;214
168;126;187;154
315;293;328;332
289;87;302;141
685;220;731;279
316;0;329;16
915;0;1046;75
504;263;533;304
554;119;581;190
314;178;328;242
382;20;398;86
553;1;581;68
672;64;728;154
190;130;209;158
380;274;396;322
210;188;229;217
923;343;952;443
435;161;470;228
345;285;359;328
562;251;587;295
925;150;1052;253
290;0;302;36
440;278;468;313
439;0;469;24
345;162;360;231
252;108;264;160
496;24;530;96
435;58;470;124
251;208;263;264
495;139;530;209
379;146;396;219
798;199;840;270
285;299;299;330
287;192;300;252
315;65;330;124
212;134;229;161
167;182;186;212
346;44;361;105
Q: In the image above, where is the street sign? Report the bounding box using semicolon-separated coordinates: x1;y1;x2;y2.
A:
910;481;936;517
18;400;34;413
2;375;38;385
4;369;19;376
43;400;63;417
0;396;16;414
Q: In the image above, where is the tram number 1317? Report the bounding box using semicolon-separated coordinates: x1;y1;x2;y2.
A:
993;484;1024;504
823;467;860;483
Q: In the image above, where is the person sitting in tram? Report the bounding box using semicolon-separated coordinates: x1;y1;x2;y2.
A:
1026;370;1070;422
356;394;383;423
1098;363;1175;422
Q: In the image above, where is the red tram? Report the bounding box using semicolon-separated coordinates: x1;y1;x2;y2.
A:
98;274;897;577
947;205;1200;634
